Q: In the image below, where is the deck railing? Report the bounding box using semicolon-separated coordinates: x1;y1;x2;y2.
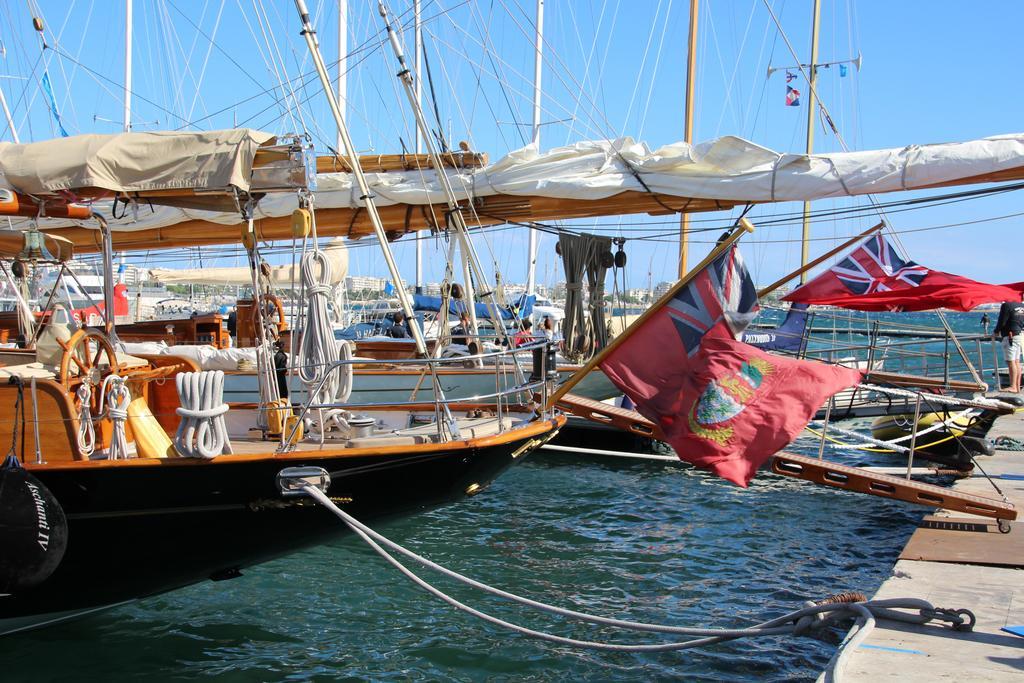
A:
281;339;557;448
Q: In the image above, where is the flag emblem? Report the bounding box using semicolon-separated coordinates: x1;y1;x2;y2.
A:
688;357;774;445
786;85;800;106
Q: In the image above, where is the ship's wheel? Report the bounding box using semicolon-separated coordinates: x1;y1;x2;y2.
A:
251;293;286;341
58;328;122;412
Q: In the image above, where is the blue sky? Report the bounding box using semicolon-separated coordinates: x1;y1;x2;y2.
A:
2;1;1022;289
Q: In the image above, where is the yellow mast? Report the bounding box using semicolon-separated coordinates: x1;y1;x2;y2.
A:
677;0;699;278
799;0;822;283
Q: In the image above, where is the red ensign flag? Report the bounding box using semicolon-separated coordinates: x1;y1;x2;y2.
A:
601;247;862;486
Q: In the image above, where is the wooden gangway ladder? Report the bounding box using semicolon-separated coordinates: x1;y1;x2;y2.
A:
556;393;1017;522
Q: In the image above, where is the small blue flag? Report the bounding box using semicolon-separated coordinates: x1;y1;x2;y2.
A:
785;70;797;83
839;64;848;77
384;281;396;296
40;71;69;137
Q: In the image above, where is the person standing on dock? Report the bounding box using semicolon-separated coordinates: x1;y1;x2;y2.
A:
994;295;1024;392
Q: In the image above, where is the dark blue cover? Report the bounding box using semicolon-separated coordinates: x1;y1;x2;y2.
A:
741;304;808;352
412;293;535;321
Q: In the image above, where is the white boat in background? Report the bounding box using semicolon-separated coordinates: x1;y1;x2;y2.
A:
119;340;618;405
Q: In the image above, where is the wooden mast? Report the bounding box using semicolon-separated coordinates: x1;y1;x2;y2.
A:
413;0;424;294
123;0;132;132
526;0;544;296
677;0;699;278
336;0;347;137
799;0;822;283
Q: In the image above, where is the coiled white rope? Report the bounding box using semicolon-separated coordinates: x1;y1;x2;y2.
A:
175;370;232;459
104;377;131;461
304;343;353;442
299;249;340;404
335;339;353;403
302;485;973;663
298;247;356;440
75;384;96;458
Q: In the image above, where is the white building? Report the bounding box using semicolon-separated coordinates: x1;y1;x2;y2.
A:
654;281;675;298
346;275;387;292
626;288;649;302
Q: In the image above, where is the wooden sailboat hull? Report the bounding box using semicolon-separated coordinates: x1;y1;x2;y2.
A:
0;417;562;635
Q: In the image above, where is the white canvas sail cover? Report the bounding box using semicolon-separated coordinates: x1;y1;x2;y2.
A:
148;238;349;286
0;129;275;194
8;131;1024;233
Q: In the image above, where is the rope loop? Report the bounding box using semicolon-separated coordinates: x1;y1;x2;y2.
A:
174;370;233;459
105;377;131;460
75;383;96;458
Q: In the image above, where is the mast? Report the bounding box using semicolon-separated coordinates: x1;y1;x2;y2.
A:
677;0;698;278
376;1;512;349
123;0;132;132
413;0;423;294
0;80;18;143
336;0;347;139
525;0;543;295
799;0;822;282
292;0;430;359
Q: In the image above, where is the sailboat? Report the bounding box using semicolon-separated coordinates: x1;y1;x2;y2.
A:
0;130;564;635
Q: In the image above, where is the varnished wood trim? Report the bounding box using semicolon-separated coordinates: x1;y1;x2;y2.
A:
23;415;565;472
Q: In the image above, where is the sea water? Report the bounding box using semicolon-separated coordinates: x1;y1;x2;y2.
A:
1;311;991;681
1;444;926;681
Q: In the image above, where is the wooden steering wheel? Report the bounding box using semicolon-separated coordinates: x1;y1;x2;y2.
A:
250;293;286;340
58;328;122;411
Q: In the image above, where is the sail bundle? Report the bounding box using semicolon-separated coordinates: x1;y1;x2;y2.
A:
5;131;1024;248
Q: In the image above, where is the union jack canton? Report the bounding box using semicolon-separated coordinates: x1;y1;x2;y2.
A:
831;234;929;295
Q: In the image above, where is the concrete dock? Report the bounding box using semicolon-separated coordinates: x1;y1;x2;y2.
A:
835;405;1024;680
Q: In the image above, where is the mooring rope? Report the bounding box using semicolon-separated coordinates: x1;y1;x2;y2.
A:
992;435;1024;451
301;485;973;671
805;408;973;453
860;383;1013;412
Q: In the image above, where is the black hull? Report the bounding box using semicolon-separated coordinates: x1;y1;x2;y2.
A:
547;416;667;456
1;435;542;631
